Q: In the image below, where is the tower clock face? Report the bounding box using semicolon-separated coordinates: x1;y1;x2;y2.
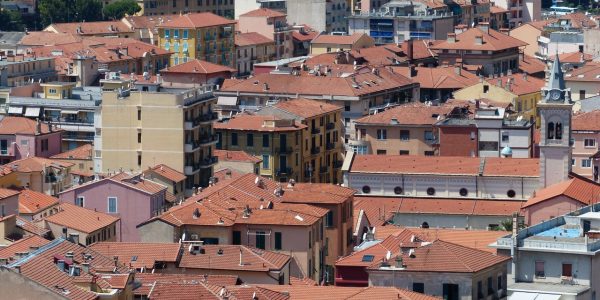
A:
550;90;562;101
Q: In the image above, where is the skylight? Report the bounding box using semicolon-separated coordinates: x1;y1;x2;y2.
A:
362;255;375;262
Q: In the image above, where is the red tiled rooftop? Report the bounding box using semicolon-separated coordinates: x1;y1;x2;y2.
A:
273;98;342;118
235;32;274;47
50;144;92;160
48;20;133;35
18;190;59;215
240;8;286;18
178;244;290;272
355;103;455;126
134;274;238;296
157;12;236;28
45;202;119;234
215;150;262;163
5;156;74;173
565;62;600;82
214;114;307;132
161;59;235;74
0;235;50;261
392;66;479;89
257;285;439;300
0;116;58;135
519;54;546;75
484;73;545;95
90;242;181;269
432;27;528;51
523;175;600;208
144;164;187;182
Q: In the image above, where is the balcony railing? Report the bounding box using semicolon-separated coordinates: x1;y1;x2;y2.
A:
199;134;219;146
319;166;328;174
311;127;321;135
185;112;218;127
311;147;320;155
326;142;336;151
199;156;218;168
326;122;335;131
275;146;293;154
276;167;292;176
333;160;343;168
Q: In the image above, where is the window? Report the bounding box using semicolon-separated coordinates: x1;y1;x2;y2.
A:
399;150;409;155
562;263;572;277
362;186;371;194
274;232;282;250
362;255;374;262
502;131;509;142
424;131;434;142
232;231;241;245
246;133;254;147
556;122;563;140
400;130;410;141
582;159;592;168
443;283;459;300
344;101;351;111
459;188;468;197
325;211;334;227
487;277;493;295
41;139;49;151
0;140;7;155
231;133;238;146
424;151;435;156
138;132;142;143
262;134;269;147
470;131;476;140
75;196;84;207
483;85;489;93
585;139;596;148
477;281;483;299
507;189;516;198
137;154;142;166
165;29;170;38
547;122;555;139
108;197;117;213
426;187;435;196
183;29;188;39
262;155;269;169
411;282;424;293
174;29;179;38
497;275;503;291
137;109;141;120
376;149;387;155
394;186;403;195
164;41;170;51
580;90;586;99
256;231;265;249
376;129;387;140
572;159;576;166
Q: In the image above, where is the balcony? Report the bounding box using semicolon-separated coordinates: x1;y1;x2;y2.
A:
63;134;94;142
325;122;335;131
184;141;201;153
198;112;218;125
275;146;293;154
184;164;200;175
326;142;336;151
319;166;328;174
276;167;292;176
311;147;320;155
311;127;321;135
333;160;343;169
199;156;218;168
199;134;219;146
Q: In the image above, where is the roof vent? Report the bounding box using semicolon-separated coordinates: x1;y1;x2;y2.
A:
408;249;416;258
242;205;252;218
217;248;224;256
192;208;201;219
217;217;224;225
390;118;399;125
294;215;304;222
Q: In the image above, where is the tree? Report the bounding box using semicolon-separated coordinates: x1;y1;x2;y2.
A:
74;0;103;22
39;0;69;26
0;10;25;31
103;0;141;20
38;0;102;27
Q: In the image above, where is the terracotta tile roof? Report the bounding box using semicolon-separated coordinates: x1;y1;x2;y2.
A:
0;187;19;200
292;26;318;42
18;190;59;215
45;203;119;234
89;242;181;269
0;116;57;135
336;234;406;267
16;216;51;237
215;150;262;163
213;168;245;182
0;235;50;261
257;285;439;300
522;19;555;31
431;28;527;51
519;54;546;75
289;276;318;286
119;177;167;195
350;155;539;177
353;45;408;66
5;157;74;173
400;39;440;60
240;8;287;18
573;110;600;131
216;285;291;300
272;98;342;118
147;282;220;299
366;240;510;273
48;21;133;35
392;66;479;89
50;144;93;160
220;67;415;97
214;114;307;132
134;274;238;296
179;244;290;272
489;5;509;13
19;31;82;46
559;12;598;29
355;196;523;218
523;176;600;208
144;164;187;182
483;73;545;95
552;51;593;64
11;239;129;300
79;172;168;195
160;58;235;74
312;33;371;46
157;12;236;28
235;32;274;47
280;182;355;204
355;103;454;126
565;62;600;82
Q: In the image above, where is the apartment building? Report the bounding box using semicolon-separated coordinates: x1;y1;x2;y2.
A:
310;33;375;55
565;64;600;107
509;20;553;57
571;111;600;180
4;82;100;150
159;58;236;85
350;103;455;156
234;32;276;76
4;157;74;196
50;144;94;184
391;66;479;102
44;21;135;38
142;164;187;204
431;24;527;76
0;56;56;87
157;13;236;67
253;98;345;184
142;0;234;18
238;8;293;59
285;0;348;33
96;75;218;194
347;0;455;44
493;0;541;28
0;116;63;164
44;203;120;245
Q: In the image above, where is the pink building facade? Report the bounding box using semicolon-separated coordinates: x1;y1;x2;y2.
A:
0;117;63;164
238;9;293;59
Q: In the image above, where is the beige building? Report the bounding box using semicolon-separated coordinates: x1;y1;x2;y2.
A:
565;63;600;110
509;20;552;57
96;76;218;194
44;202;120;245
141;0;234;18
143;164;187;204
0;56;56;87
310;33;375;55
235;32;276;76
50;144;94;184
214;149;261;174
238;8;293;59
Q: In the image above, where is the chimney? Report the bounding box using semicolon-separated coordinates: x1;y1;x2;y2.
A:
475;35;483;45
447;33;456;43
263;83;269;91
406;39;414;61
81;263;90;273
35;119;41;135
225;170;232;179
239;248;243;266
522;72;528;80
68;233;80;245
519;52;524;62
478;22;490;34
113;255;119;267
408;65;416;77
454;64;461;76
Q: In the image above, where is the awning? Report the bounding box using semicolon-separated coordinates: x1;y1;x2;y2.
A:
7;106;23;114
217;96;237;106
61;109;79;115
509;292;561;300
24;107;40;117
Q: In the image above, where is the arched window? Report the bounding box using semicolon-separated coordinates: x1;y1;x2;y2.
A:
555;122;563;140
421;222;429;229
547;122;555;139
394;186;403;195
362;186;371;194
426;187;435;196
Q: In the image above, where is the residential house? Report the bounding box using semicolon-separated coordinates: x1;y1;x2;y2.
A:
350;103;455;156
565;63;600;109
310;33;375;55
89;242;181;272
0;56;56;87
214;150;261;175
453;72;545;121
0;31;25;55
451;0;491;27
535;14;598;60
159;59;236;86
551;51;592;70
431;24;527;76
494;202;600;299
291;25;318;57
518;53;546;78
571;111;600;179
368;240;510;299
17;189;59;221
253;98;345;184
142;0;234;18
492;0;541;28
238;8;293;60
44;21;135;38
285;0;348;33
43;203;120;245
58;172;169;242
393;66;479;102
489;5;509;29
133;273;239;298
178;244;292;284
509;20;554;57
347;0;455;44
96;75;218;193
143;164;187;204
5;157;74;195
157;12;236;67
50;144;94;185
235;32;276;76
259;285;440;299
0;235;50;265
4;82;100;150
0;189;20;219
0;116;63;164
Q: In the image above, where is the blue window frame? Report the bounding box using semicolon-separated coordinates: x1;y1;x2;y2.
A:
108;197;117;213
164;42;170;51
262;154;269;169
174;29;179;38
165;29;170;38
183;29;188;39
